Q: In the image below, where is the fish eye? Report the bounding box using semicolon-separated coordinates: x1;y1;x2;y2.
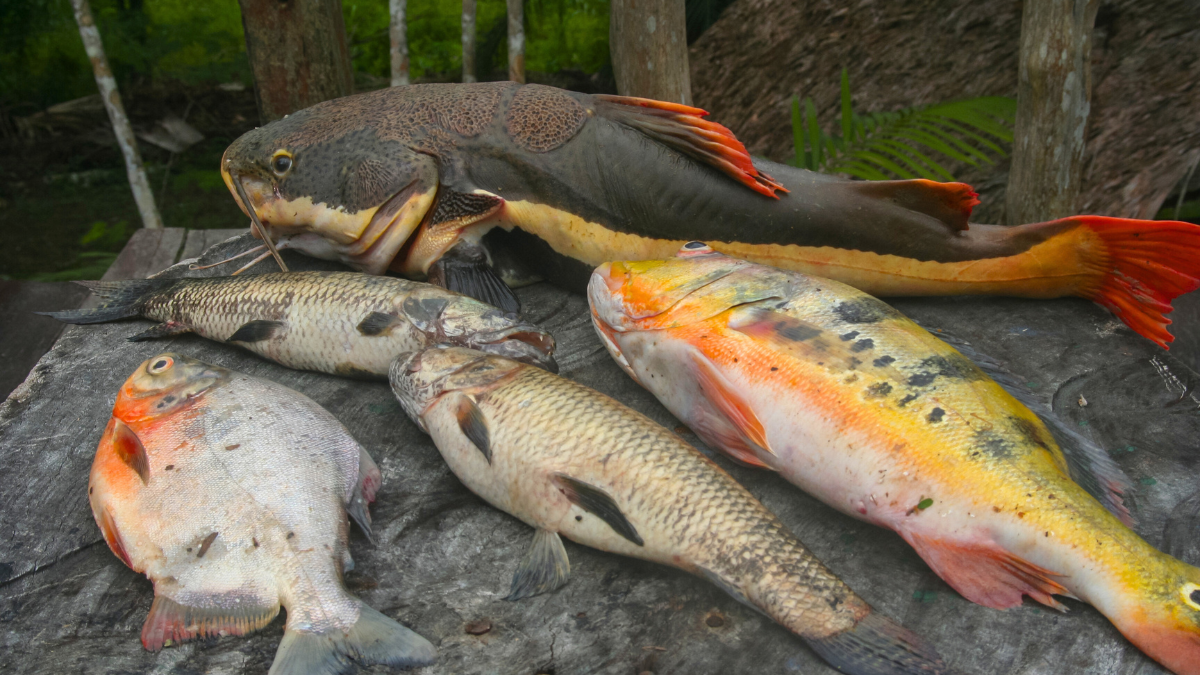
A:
271;151;293;176
678;241;714;257
148;357;173;374
1183;583;1200;610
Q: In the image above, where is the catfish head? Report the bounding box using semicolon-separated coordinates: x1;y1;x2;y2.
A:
221;96;439;275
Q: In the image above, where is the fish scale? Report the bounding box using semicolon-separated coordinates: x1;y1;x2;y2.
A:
391;347;955;675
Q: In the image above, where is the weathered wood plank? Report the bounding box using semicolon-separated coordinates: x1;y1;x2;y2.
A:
0;281;90;399
0;236;1194;674
100;227;186;282
177;228;246;264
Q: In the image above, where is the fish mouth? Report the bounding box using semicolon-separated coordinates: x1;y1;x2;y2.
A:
466;326;558;374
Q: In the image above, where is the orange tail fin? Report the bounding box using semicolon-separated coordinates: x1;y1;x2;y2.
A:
1076;216;1200;349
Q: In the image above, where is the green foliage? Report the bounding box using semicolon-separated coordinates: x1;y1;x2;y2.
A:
791;69;1017;182
29;220;127;281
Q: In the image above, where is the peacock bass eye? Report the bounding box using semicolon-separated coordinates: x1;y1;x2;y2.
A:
272;153;292;175
1182;583;1200;610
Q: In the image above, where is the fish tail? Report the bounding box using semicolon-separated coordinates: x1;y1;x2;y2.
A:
36;278;173;325
269;602;436;674
805;611;957;675
1074;216;1200;349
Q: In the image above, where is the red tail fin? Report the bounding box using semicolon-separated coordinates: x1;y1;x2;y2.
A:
1076;216;1200;349
593;95;787;199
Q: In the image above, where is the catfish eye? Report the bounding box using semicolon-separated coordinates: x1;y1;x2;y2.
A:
148;357;173;374
1182;583;1200;610
271;153;293;176
678;241;714;257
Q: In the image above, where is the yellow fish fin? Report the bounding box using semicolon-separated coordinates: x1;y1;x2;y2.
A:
689;351;775;469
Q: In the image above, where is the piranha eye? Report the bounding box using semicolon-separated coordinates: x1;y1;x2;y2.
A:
271;151;293;176
1183;583;1200;610
148;357;174;374
677;241;714;257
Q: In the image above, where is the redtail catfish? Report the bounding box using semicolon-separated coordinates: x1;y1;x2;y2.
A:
219;81;1200;348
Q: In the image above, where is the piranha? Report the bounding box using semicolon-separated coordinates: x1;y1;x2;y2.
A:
218;81;1200;348
390;345;957;675
42;271;557;375
89;352;437;673
588;243;1200;675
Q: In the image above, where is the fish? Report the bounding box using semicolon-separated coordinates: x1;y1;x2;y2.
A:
216;81;1200;348
41;271;557;376
587;243;1200;675
389;345;957;675
89;352;437;672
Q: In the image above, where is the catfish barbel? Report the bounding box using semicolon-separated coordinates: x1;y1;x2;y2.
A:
218;81;1200;348
589;244;1200;675
390;346;957;675
42;271;557;375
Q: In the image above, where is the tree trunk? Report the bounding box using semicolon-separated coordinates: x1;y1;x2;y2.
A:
1005;0;1099;225
462;0;477;83
69;0;162;230
390;0;409;86
507;0;525;83
610;0;691;104
238;0;354;123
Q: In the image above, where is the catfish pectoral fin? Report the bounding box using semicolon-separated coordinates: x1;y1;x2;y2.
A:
428;241;520;315
506;528;571;601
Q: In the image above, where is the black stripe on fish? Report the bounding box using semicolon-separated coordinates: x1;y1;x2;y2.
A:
227;320;285;343
357;311;400;336
455;395;491;464
551;474;644;546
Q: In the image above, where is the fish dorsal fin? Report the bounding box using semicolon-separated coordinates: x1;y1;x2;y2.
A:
227;319;285;343
902;530;1071;611
141;594;280;651
455;394;491;464
851;179;979;231
930;329;1134;526
507;529;571;601
111;418;150;484
688;352;775;468
551;474;644;546
593;95;787;199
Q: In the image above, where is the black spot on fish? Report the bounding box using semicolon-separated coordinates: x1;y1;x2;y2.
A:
778;323;821;341
867;382;893;398
848;357;862;370
225;444;240;451
197;532;218;558
164;464;174;471
840;331;860;341
252;538;259;548
873;355;895;367
852;338;874;352
907;354;982;387
976;430;1014;459
1009;416;1052;451
908;372;937;387
834;299;899;324
287;532;295;539
898;394;918;407
156;395;176;409
927;407;945;423
770;367;778;371
575;515;583;522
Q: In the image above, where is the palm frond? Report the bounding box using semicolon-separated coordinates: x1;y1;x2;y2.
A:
791;70;1016;181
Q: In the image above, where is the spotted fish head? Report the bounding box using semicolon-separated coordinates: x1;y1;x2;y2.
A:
389;347;523;429
113;353;228;424
221;93;439;275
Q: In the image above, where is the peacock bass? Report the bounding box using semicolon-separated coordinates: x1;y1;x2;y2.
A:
219;81;1200;348
588;243;1200;675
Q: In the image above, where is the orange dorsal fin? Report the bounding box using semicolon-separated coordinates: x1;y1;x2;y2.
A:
689;352;775;467
141;595;280;652
903;530;1071;611
593;95;787;199
852;179;979;231
111;418;150;484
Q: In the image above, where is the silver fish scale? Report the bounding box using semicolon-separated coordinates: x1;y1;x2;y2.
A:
122;372;363;633
139;272;511;376
473;365;865;639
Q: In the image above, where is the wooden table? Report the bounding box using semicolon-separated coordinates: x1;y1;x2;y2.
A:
1;231;1197;675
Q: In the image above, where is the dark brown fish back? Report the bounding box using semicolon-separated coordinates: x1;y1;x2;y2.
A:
503;85;590;153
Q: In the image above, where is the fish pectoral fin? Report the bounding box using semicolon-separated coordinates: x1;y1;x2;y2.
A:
506;528;572;601
272;602;436;672
348;448;382;543
127;321;191;342
142;594;280;651
689;352;776;463
227;319;285;343
95;505;134;570
356;311;401;337
903;530;1070;611
851;179;979;232
428;240;521;315
551;474;644;546
111;418;150;484
454;394;491;464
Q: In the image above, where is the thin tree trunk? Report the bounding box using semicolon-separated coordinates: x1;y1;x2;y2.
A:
390;0;409;86
462;0;477;83
1006;0;1100;225
237;0;354;123
507;0;525;83
70;0;162;230
610;0;691;104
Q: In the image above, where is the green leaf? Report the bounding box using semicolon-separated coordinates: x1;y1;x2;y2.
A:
917;497;934;510
805;97;822;171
